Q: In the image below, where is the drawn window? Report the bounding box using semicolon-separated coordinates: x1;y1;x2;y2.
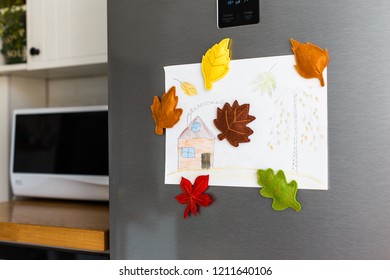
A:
182;147;195;158
191;121;201;133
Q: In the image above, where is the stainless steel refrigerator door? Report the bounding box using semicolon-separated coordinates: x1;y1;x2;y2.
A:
109;0;390;259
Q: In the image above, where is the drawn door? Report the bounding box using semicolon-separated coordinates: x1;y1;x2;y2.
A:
201;153;211;169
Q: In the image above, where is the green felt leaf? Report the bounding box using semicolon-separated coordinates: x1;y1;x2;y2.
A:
257;168;301;212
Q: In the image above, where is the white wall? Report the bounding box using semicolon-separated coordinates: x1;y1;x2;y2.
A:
9;77;46;109
48;76;107;107
0;77;10;202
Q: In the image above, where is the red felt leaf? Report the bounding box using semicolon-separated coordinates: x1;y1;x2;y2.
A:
180;176;193;195
175;175;213;219
175;193;190;204
193;175;210;196
195;193;212;207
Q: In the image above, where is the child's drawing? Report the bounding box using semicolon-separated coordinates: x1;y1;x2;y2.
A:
164;55;328;190
178;117;215;170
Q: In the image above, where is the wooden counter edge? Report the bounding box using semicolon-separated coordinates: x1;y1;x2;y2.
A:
0;221;109;252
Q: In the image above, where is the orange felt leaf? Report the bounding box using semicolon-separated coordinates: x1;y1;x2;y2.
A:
151;86;183;135
290;38;329;87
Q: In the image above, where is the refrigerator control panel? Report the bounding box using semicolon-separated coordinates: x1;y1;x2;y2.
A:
217;0;259;28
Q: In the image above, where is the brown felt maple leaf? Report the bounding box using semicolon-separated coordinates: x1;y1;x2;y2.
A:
175;175;213;219
290;38;329;87
151;86;183;135
214;100;256;147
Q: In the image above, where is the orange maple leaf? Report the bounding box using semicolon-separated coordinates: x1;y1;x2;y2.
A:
151;86;183;135
290;38;329;87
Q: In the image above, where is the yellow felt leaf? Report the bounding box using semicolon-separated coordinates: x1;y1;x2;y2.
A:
290;38;329;87
201;38;232;90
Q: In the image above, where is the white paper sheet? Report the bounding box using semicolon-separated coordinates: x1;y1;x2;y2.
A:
164;55;328;190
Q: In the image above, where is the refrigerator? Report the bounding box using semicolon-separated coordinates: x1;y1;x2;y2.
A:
108;1;390;259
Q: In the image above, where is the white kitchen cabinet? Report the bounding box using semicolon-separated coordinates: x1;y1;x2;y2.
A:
27;0;107;70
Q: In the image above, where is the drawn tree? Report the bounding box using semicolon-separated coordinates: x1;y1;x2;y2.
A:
253;67;323;174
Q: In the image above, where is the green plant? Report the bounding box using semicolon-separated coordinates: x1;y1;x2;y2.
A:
0;0;26;64
0;0;25;9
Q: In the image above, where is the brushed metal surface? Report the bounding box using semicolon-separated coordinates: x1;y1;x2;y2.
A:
108;0;390;259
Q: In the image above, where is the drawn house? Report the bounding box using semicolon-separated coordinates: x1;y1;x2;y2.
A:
178;117;215;170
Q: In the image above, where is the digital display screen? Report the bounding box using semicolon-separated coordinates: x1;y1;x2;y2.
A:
13;111;108;176
218;0;259;28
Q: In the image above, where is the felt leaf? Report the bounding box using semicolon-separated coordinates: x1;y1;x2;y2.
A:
174;78;198;96
290;38;329;87
252;71;276;97
201;38;232;90
213;100;256;147
257;168;301;212
151;86;183;135
175;175;213;219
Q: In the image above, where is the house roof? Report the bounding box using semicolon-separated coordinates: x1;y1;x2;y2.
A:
179;116;215;140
